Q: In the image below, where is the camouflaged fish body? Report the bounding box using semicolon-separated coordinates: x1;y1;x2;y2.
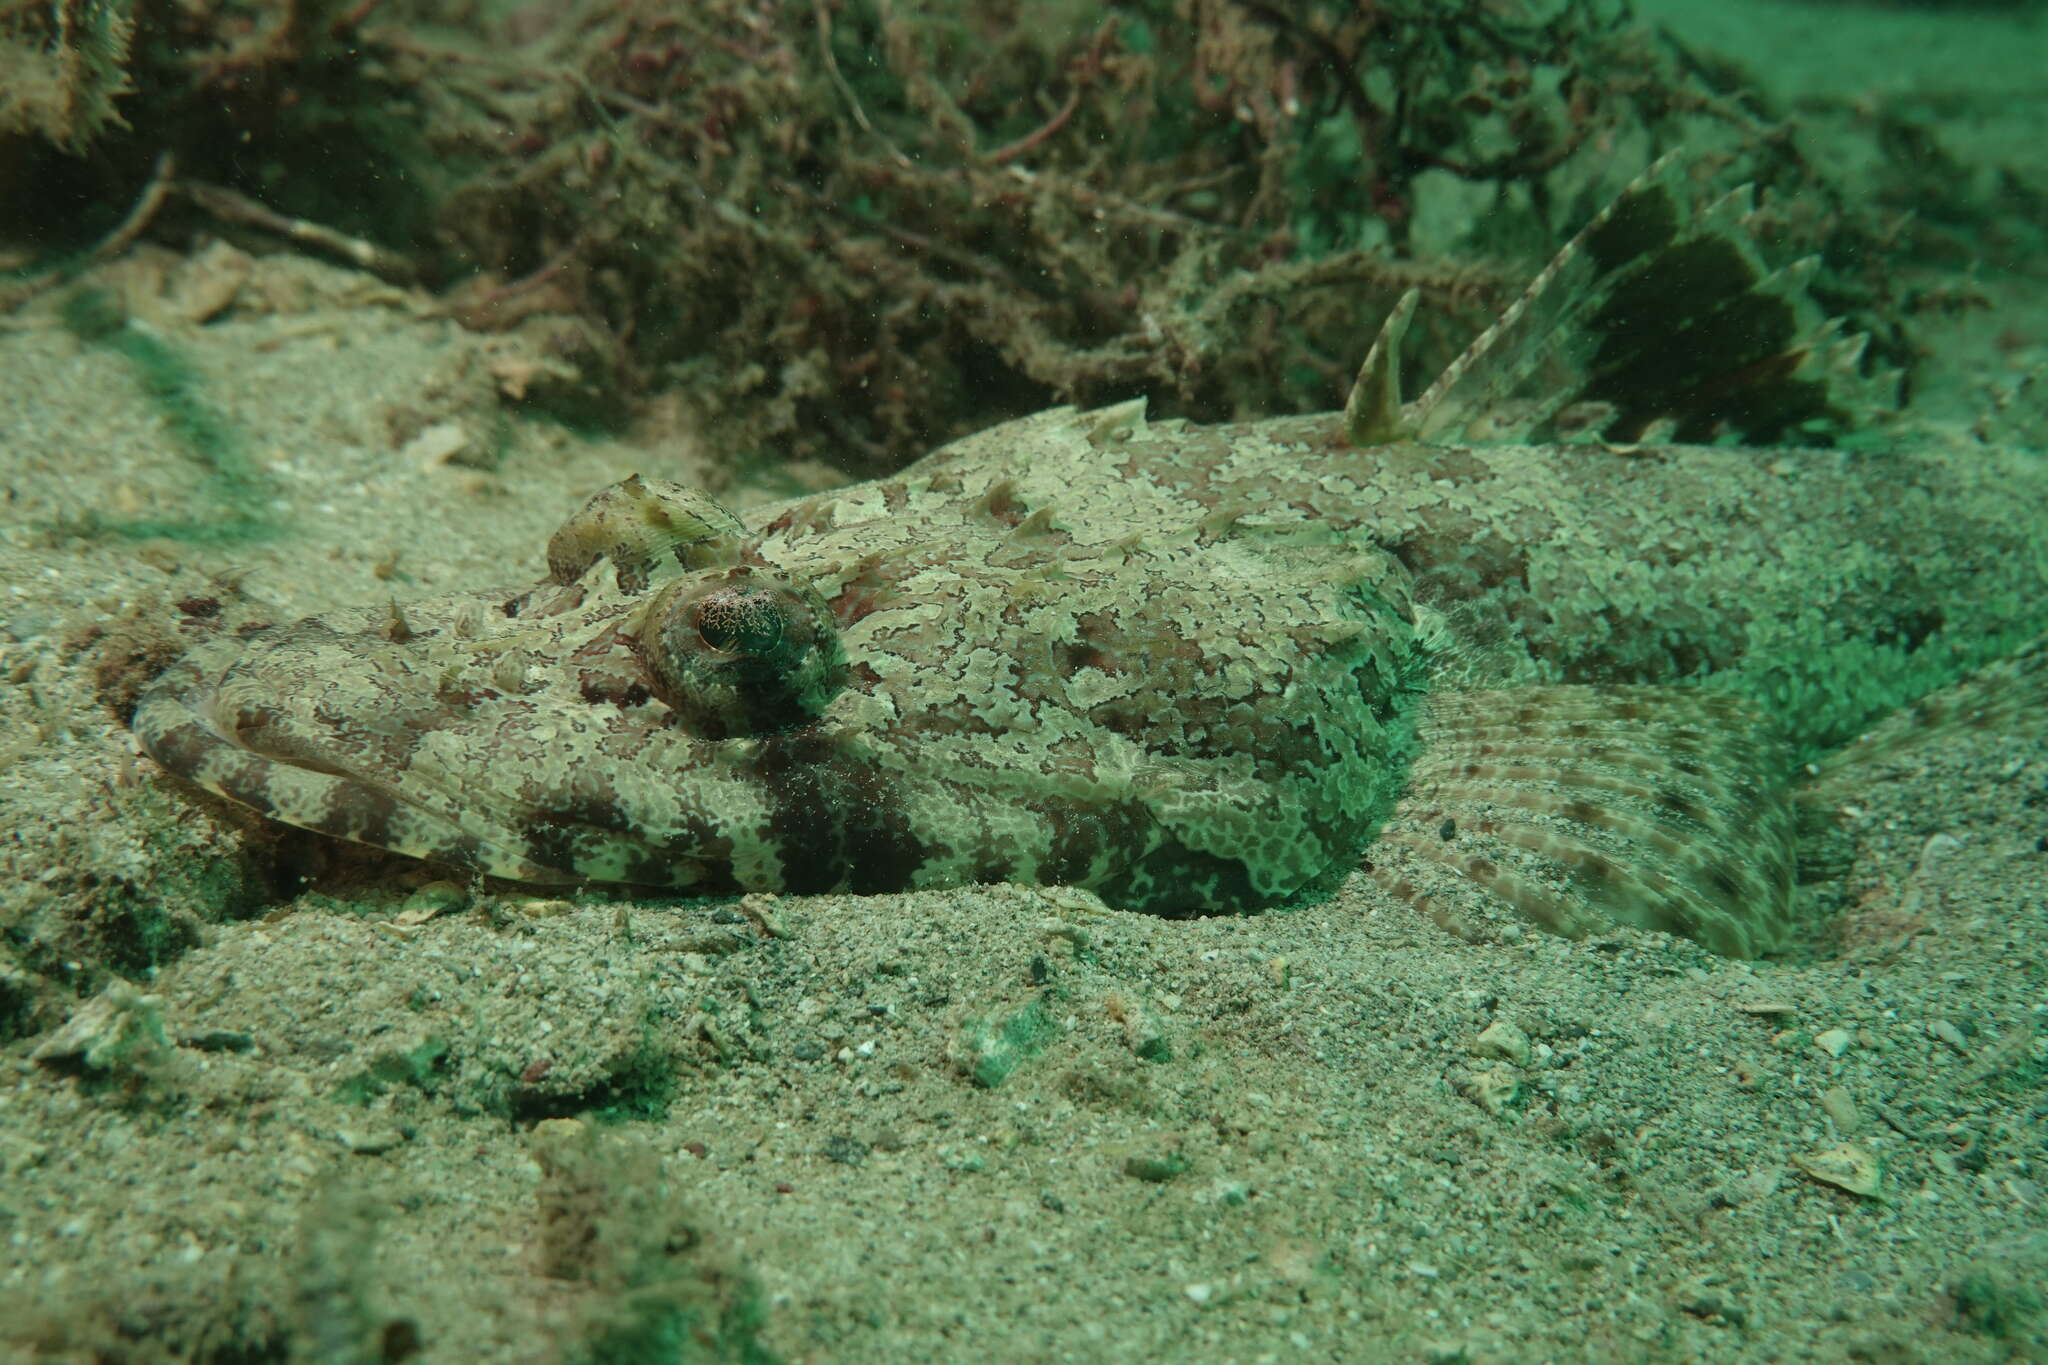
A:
138;412;1422;915
134;163;2048;956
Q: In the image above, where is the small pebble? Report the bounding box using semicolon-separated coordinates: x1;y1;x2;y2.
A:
1794;1143;1883;1198
335;1126;408;1155
1470;1019;1532;1066
1819;1085;1862;1135
402;420;476;468
1814;1027;1854;1058
1123;1152;1189;1183
1462;1063;1520;1114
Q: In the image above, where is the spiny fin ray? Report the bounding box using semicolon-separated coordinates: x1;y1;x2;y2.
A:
1382;153;1896;448
1344;288;1420;445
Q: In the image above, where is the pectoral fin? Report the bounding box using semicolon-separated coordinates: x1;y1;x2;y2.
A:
1366;684;1798;958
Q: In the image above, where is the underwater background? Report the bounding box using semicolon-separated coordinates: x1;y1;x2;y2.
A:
2;2;2045;1361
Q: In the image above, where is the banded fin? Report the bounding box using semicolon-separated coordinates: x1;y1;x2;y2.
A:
1345;154;1899;449
1365;684;1798;958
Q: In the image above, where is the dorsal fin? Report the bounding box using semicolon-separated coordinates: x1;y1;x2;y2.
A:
1345;154;1899;448
1343;287;1419;444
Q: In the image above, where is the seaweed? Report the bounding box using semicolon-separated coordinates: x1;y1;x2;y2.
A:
5;2;1942;479
534;1123;779;1365
54;284;278;544
0;0;135;151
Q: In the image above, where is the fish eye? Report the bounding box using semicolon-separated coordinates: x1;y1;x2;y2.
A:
634;567;846;738
693;588;786;657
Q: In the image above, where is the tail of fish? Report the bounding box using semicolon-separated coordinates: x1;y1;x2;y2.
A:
1342;155;2048;957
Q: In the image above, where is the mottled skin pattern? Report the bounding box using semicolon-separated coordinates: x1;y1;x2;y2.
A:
137;408;1417;915
134;398;2047;942
132;164;2048;955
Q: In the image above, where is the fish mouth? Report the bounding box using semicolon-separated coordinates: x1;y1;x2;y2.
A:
131;647;718;888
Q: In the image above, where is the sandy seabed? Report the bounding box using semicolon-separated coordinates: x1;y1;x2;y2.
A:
3;2;2046;1360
